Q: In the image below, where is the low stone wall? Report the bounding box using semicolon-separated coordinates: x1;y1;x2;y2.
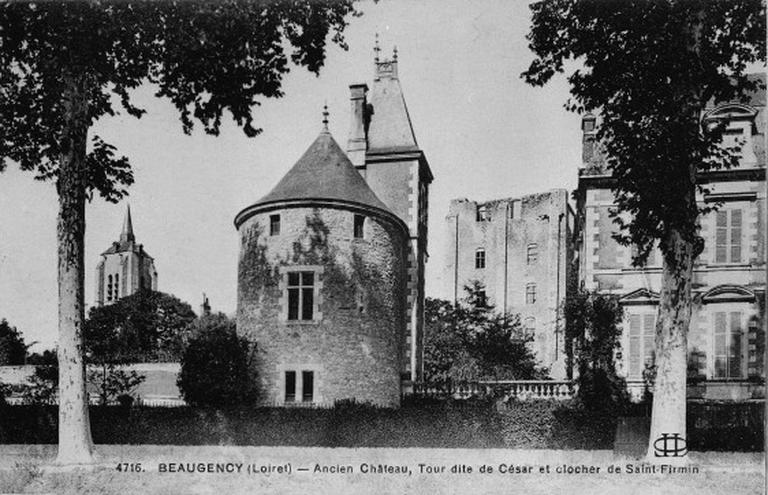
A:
0;363;184;406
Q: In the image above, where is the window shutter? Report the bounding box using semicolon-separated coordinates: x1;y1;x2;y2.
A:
730;210;742;263
715;211;728;263
729;312;742;378
643;314;655;367
714;312;727;378
629;314;642;378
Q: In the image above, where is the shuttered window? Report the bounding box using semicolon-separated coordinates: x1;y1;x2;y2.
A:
628;313;655;379
713;311;743;379
715;209;742;264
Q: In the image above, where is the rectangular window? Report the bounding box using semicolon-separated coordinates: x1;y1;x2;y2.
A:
715;209;742;264
476;205;489;222
270;214;280;236
302;371;314;402
287;271;315;321
477;290;487;308
628;313;656;379
285;371;296;402
475;249;486;269
525;283;536;304
714;311;743;379
354;215;365;239
526;243;538;264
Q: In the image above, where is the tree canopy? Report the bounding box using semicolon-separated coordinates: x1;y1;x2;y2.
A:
523;0;765;457
0;0;358;197
424;284;548;385
523;0;765;260
0;318;28;365
0;1;359;463
84;289;197;363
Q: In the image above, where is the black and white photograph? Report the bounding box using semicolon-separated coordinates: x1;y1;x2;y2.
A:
0;0;765;493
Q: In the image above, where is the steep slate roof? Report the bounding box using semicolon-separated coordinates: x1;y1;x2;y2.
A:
253;129;391;212
367;75;419;152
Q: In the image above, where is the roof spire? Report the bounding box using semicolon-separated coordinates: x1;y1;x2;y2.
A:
322;102;329;132
120;204;135;243
374;33;381;63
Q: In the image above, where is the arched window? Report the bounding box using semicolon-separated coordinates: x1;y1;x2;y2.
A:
107;275;113;301
526;243;538;264
525;283;536;304
475;248;486;269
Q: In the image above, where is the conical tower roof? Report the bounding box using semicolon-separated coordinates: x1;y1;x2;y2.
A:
255;130;391;211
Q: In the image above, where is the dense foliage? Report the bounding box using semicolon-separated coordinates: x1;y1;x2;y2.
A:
177;314;257;407
0;319;28;365
523;0;765;451
424;283;547;386
0;0;359;461
84;289;197;363
564;291;629;412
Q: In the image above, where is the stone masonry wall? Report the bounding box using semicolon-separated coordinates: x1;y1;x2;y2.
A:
237;206;407;407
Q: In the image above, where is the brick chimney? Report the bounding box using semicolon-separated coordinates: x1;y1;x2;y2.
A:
347;83;368;169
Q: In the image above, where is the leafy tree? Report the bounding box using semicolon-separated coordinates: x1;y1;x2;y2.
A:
424;283;547;390
177;313;257;407
85;289;197;363
0;319;28;365
88;364;145;407
0;0;357;464
564;291;629;412
523;0;765;456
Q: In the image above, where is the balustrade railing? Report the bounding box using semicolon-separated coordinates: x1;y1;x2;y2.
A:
406;380;577;401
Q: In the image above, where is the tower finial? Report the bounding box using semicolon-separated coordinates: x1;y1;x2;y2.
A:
322;101;329;131
393;45;398;61
374;33;381;63
120;204;135;243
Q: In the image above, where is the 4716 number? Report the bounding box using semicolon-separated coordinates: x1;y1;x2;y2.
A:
115;463;143;472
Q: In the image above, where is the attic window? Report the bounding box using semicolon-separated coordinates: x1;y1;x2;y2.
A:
270;215;280;236
354;215;365;239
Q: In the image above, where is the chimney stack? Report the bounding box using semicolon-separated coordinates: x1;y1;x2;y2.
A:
347;83;369;169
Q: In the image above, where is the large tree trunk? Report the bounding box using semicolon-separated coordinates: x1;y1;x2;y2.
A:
55;76;95;466
647;228;694;462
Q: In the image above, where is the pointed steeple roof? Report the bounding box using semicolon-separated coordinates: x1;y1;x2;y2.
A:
235;109;403;230
100;205;152;258
367;43;418;152
251;131;390;212
120;204;135;243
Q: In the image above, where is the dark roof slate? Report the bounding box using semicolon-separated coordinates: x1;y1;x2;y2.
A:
253;130;391;212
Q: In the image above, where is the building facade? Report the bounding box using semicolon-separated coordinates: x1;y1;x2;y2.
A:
346;45;433;382
574;74;766;400
443;191;574;378
235;116;409;407
95;206;158;306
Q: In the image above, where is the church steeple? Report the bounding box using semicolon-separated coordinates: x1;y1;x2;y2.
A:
120;205;135;243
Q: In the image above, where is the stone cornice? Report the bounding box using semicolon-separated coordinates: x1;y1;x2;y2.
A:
234;197;409;237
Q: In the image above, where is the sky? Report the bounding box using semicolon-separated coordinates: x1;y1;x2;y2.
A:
0;0;583;351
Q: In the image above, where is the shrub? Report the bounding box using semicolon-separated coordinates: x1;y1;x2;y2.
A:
177;314;257;407
88;364;145;406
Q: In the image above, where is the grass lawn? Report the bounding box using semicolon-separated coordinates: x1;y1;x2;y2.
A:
0;445;764;494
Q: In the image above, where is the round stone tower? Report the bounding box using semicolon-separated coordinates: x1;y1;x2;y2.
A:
234;114;408;408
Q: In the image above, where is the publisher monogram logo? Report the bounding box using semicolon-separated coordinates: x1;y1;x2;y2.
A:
653;433;688;457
